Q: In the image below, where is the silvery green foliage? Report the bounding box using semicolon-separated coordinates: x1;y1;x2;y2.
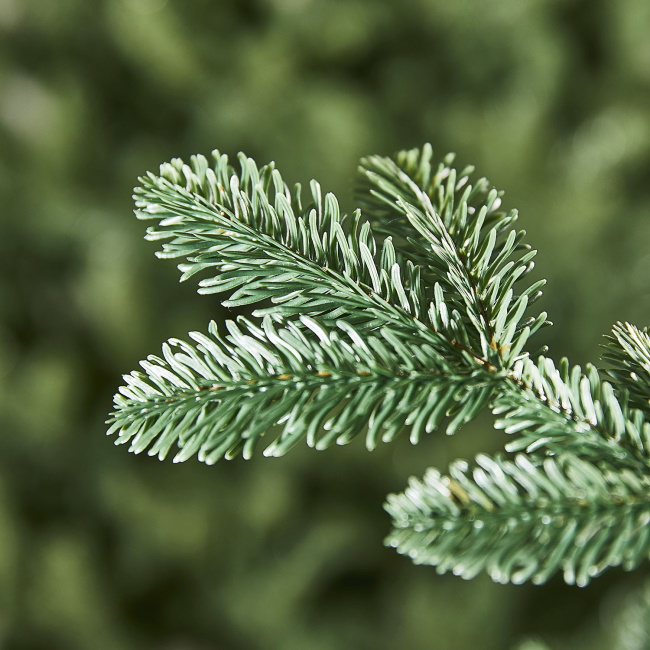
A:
108;145;650;586
386;454;650;586
109;316;495;463
603;322;650;417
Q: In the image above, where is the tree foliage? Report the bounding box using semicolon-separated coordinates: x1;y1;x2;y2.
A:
108;145;650;587
386;453;650;587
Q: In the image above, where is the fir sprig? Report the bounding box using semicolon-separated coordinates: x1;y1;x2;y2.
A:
385;453;650;586
603;321;650;417
358;144;548;365
109;144;650;587
138;153;436;334
107;316;495;463
495;355;650;470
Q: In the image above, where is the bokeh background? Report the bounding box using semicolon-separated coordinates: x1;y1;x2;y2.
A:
1;0;650;648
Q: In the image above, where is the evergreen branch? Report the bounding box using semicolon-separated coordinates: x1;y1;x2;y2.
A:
385;453;650;586
107;316;496;464
110;145;650;588
494;356;650;471
358;144;548;366
135;153;458;348
603;321;650;416
358;146;512;250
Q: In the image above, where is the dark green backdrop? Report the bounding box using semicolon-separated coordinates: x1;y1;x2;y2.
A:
1;0;649;648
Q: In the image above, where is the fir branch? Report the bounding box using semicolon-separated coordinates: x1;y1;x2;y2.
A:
385;453;650;586
358;146;513;255
136;153;448;343
110;145;650;588
603;321;650;417
494;355;650;472
107;316;496;463
358;144;548;366
135;149;546;374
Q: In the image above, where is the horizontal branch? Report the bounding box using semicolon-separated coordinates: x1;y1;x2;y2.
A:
107;317;496;463
386;453;650;586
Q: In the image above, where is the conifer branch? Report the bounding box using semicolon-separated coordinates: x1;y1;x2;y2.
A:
108;316;496;463
109;144;650;587
137;153;440;338
383;351;650;586
358;144;548;365
385;453;650;586
603;321;650;417
495;356;650;472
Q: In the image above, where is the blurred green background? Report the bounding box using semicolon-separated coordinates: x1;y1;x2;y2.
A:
1;0;650;648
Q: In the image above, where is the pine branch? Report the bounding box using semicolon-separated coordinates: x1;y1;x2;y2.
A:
603;321;650;417
358;146;512;254
114;148;536;467
385;453;650;586
358;144;548;366
107;316;496;463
